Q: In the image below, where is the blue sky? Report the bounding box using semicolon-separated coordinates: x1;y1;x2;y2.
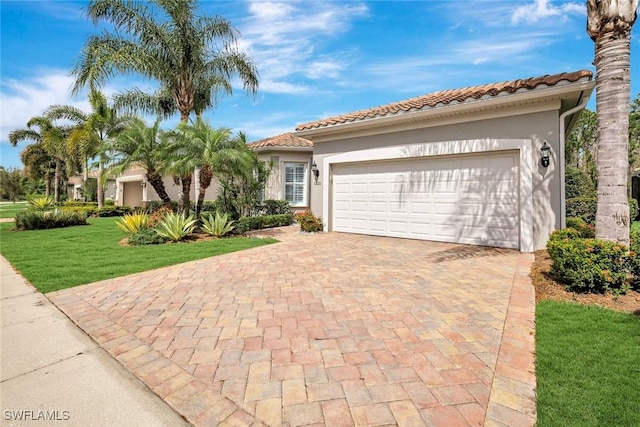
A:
1;0;638;169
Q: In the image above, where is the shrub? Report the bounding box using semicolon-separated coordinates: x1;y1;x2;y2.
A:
145;200;179;213
565;217;595;238
258;200;292;216
104;198;115;206
294;210;323;233
233;214;294;234
630;230;640;290
155;212;198;242
128;228;168;246
148;206;173;228
116;212;149;234
547;231;633;294
201;211;234;237
565;167;596;199
94;206;132;217
630;198;639;221
28;196;55;211
566;197;596;224
15;209;88;230
62;206;97;217
566;196;639;226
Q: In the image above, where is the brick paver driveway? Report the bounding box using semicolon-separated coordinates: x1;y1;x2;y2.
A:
49;228;536;426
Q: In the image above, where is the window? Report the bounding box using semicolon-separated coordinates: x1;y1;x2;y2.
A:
284;162;307;206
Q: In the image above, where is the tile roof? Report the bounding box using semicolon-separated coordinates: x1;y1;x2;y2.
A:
248;132;313;150
296;70;593;131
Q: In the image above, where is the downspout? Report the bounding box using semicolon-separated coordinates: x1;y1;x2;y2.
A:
559;96;589;228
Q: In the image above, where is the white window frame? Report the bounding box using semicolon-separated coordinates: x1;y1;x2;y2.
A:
284;162;308;207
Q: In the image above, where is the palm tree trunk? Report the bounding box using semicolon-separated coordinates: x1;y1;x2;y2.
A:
181;173;192;213
196;166;213;216
54;159;61;203
590;17;633;245
97;161;105;209
146;170;171;206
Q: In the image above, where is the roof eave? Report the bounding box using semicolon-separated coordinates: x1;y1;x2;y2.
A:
250;146;313;153
296;79;595;139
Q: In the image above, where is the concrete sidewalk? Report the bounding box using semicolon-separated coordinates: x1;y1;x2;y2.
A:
0;256;190;427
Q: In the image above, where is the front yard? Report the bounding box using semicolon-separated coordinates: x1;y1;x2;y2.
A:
0;217;276;293
533;250;640;426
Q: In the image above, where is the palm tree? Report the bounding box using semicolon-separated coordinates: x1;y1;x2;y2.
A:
45;90;130;208
71;0;258;210
20;142;56;196
167;118;252;216
110;118;172;206
9;117;76;202
587;0;638;245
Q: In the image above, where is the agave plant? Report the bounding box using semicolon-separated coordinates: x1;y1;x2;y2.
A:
155;212;198;242
201;211;234;237
116;212;149;234
28;196;55;211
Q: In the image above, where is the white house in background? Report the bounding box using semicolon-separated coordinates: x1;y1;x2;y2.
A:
247;133;313;211
67;172;116;201
295;70;595;252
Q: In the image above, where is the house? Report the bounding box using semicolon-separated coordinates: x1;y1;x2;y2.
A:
247;133;313;211
295;70;595;252
67;173;116;202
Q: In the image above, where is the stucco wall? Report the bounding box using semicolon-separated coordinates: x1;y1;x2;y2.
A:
309;109;560;251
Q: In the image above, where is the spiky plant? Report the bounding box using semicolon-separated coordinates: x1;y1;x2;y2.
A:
116;212;149;234
201;211;234;237
154;212;198;242
28;196;55;211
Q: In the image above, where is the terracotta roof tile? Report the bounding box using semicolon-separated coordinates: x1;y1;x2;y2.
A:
295;70;593;131
248;132;313;150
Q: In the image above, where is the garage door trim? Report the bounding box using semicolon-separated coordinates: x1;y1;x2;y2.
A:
322;138;534;252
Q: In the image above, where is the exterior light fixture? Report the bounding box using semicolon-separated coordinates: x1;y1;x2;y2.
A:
540;141;551;168
311;161;319;185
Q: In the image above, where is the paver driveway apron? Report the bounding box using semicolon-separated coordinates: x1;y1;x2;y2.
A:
49;230;536;426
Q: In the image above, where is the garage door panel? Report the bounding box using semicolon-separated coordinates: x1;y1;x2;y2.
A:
332;152;520;249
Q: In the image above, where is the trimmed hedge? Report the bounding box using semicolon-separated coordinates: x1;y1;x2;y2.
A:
15;210;88;230
60;205;133;217
233;214;294;234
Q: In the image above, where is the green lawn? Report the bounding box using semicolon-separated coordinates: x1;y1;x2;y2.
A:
632;221;640;232
0;202;27;219
0;217;276;293
536;301;640;426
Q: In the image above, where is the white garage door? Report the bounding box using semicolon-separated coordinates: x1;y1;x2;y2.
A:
332;152;520;249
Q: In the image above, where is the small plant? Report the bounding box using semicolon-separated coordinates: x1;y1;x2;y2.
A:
148;205;173;228
128;228;168;246
15;209;87;230
116;212;149;234
155;212;198;242
201;211;235;237
294;210;323;233
565;217;595;238
28;196;55;211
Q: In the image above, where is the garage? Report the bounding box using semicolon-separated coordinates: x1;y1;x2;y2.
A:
332;151;520;249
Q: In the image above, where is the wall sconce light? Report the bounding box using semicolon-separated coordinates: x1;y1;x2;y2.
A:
311;161;319;185
141;181;146;188
540;141;551;168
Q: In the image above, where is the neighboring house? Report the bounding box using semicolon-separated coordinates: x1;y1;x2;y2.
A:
67;173;116;202
632;169;640;209
247;133;313;211
295;70;595;252
114;165;219;208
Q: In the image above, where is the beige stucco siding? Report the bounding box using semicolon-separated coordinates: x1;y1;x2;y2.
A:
309;110;560;251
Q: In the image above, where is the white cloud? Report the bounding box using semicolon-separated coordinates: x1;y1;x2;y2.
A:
511;0;585;25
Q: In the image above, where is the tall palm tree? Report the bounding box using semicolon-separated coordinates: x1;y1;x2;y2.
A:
20;142;56;196
110;118;172;206
45;90;130;208
9;117;76;202
71;0;259;210
587;0;638;245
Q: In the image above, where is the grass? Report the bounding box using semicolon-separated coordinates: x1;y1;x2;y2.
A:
536;300;640;426
0;201;27;219
0;217;276;293
632;221;640;232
